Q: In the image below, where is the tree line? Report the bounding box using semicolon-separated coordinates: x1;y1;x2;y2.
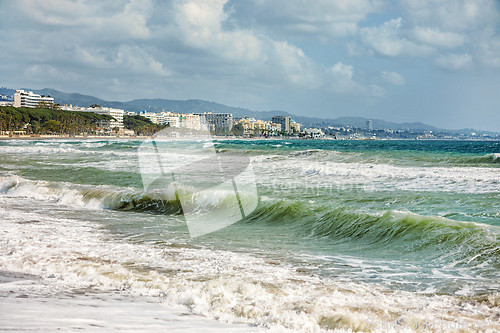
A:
123;115;167;135
0;106;113;135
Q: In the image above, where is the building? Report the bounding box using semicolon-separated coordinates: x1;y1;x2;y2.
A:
291;122;300;133
0;94;13;106
367;120;373;131
272;116;291;134
162;115;180;128
178;114;201;131
138;111;158;124
14;90;54;108
93;107;124;129
304;128;325;138
194;113;233;133
62;105;124;129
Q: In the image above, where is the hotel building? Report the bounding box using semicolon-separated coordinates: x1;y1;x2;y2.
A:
13;90;54;108
62;105;124;129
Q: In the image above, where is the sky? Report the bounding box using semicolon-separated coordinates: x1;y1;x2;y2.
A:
1;0;500;131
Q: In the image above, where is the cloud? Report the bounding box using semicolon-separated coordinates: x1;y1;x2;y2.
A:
224;0;384;38
360;18;434;57
474;32;500;69
164;0;379;94
15;0;154;40
434;53;473;70
412;27;467;48
172;0;264;63
399;0;499;31
380;71;406;86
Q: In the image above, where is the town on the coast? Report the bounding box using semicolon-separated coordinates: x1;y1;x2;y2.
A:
0;89;498;140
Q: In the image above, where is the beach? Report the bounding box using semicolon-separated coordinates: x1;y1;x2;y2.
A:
1;138;500;332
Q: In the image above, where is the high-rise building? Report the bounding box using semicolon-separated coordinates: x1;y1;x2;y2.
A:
14;90;54;108
272;116;291;134
366;120;373;131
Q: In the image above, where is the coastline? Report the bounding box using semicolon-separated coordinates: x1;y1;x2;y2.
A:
1;135;499;142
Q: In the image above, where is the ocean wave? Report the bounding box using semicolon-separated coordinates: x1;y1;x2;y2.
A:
2;200;500;333
246;200;500;270
453;153;500;165
0;175;250;217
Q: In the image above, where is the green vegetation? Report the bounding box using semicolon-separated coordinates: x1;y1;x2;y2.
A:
123;115;167;135
230;123;244;136
0;106;113;135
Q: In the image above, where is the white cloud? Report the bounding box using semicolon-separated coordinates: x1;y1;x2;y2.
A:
173;0;263;63
434;53;473;70
224;0;384;38
380;71;406;86
116;46;172;76
412;27;467;48
360;18;434;57
399;0;499;31
16;0;154;40
474;31;500;69
326;63;384;96
169;0;379;95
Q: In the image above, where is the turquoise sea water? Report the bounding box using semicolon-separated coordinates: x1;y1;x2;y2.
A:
1;138;500;332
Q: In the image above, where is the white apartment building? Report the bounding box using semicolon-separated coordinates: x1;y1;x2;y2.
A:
304;128;325;138
138;111;204;130
138;111;158;124
178;114;201;131
194;112;233;133
62;105;124;129
93;108;124;129
265;122;281;132
156;112;181;127
163;116;179;128
14;90;54;108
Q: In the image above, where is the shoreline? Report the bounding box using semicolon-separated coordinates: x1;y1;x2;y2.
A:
0;270;258;332
1;135;499;142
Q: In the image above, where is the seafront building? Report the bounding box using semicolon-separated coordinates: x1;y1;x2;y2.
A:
194;112;233;133
62;105;124;129
291;122;300;133
13;90;54;108
237;117;281;135
366;120;373;131
138;111;201;130
304;128;325;138
133;111;300;136
138;111;158;124
179;114;202;131
272;116;291;134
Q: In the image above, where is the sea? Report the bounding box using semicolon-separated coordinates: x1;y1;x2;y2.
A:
1;138;500;332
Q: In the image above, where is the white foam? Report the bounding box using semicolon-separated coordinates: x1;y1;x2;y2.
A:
2;195;500;333
254;157;500;194
0;175;104;209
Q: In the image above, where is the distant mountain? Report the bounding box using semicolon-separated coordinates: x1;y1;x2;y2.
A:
12;87;490;133
0;87;15;96
31;88;136;111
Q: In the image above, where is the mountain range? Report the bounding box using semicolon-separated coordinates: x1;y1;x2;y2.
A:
0;87;494;134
